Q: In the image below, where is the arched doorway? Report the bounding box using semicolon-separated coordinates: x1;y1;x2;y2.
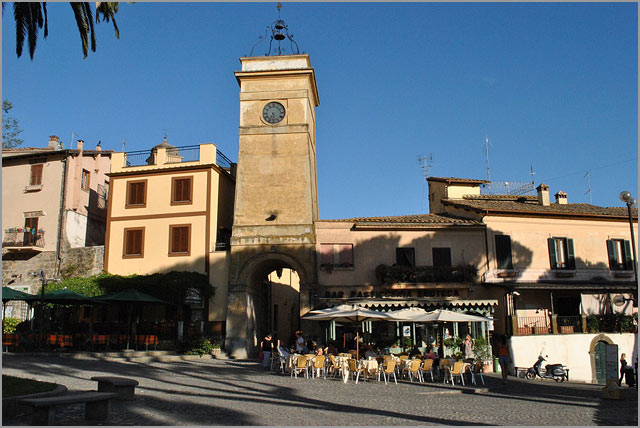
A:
589;334;615;384
225;251;310;359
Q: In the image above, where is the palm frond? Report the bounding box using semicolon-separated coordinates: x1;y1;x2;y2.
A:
70;2;90;58
43;2;48;39
14;2;46;60
95;2;120;39
13;3;28;58
83;3;96;53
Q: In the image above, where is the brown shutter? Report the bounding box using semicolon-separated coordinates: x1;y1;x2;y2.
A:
31;165;43;185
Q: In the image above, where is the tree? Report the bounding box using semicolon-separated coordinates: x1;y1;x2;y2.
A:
4;2;120;60
2;100;23;149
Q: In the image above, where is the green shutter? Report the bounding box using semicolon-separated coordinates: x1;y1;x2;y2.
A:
548;238;558;269
606;240;617;270
623;240;633;270
566;238;576;269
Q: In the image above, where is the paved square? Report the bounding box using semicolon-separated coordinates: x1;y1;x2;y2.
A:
2;354;637;425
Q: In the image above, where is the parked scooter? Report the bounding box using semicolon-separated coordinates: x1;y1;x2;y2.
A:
526;354;568;382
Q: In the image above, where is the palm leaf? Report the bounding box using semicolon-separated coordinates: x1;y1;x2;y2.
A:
70;2;90;58
96;2;120;39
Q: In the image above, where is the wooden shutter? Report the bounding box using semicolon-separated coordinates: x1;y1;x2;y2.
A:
30;164;43;185
170;226;190;254
606;240;617;270
623;240;633;270
127;181;146;206
124;229;143;256
320;244;333;266
338;244;353;266
566;238;575;269
495;235;513;269
548;238;558;269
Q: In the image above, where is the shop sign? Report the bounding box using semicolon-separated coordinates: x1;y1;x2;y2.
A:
184;288;202;305
322;288;462;299
402;326;411;337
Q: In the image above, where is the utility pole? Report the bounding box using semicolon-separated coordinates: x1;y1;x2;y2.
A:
584;171;592;204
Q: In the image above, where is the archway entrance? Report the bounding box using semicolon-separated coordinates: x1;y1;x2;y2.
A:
594;341;608;384
265;268;300;349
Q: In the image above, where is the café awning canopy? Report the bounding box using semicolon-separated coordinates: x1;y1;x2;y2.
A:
2;287;34;302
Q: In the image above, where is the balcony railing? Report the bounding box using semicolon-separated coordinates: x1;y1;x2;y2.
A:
514;315;551;335
376;264;477;285
2;231;45;248
557;315;583;334
122;145;233;169
511;313;635;335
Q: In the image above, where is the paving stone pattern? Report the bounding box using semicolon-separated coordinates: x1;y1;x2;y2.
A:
2;354;637;426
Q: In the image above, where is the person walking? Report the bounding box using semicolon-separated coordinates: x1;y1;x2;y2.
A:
497;335;510;385
462;335;474;362
260;333;274;369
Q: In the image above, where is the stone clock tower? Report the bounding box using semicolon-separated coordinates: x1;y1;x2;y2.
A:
225;54;320;358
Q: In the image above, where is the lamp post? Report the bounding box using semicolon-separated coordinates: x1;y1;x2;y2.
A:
619;191;638;286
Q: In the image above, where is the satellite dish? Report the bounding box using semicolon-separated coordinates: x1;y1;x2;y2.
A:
613;295;627;307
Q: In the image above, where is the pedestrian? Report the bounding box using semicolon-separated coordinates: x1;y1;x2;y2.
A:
497;335;510;385
619;353;635;387
295;330;305;353
462;335;474;362
260;333;274;369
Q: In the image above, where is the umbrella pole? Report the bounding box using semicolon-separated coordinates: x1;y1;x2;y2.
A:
356;331;359;360
126;306;132;350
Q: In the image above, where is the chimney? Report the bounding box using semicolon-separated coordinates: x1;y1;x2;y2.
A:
96;141;102;151
537;183;550;206
48;135;60;150
77;139;84;152
555;191;568;205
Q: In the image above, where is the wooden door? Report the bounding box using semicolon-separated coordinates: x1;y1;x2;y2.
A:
594;341;607;384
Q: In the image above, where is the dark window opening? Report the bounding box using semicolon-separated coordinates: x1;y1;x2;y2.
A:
396;247;415;267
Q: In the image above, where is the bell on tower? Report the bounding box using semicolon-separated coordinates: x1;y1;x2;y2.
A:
250;2;301;56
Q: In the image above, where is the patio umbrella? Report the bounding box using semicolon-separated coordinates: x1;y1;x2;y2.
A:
25;289;98;305
2;287;34;302
303;304;392;359
94;289;170;350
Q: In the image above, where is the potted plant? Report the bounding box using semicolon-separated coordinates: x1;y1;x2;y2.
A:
473;336;493;373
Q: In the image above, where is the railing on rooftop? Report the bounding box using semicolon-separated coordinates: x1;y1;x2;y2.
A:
122;145;234;169
2;231;45;249
481;181;535;196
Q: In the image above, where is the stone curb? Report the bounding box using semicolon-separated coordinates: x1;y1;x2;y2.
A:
2;384;67;418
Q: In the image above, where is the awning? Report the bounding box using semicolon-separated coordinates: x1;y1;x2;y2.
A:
326;298;498;309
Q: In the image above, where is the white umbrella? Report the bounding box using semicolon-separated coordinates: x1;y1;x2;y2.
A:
303;304;391;358
416;309;492;323
386;307;430;322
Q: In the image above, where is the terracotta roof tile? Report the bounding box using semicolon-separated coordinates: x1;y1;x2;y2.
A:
443;198;637;219
321;213;481;225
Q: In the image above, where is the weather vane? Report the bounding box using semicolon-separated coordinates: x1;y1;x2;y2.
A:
250;2;301;56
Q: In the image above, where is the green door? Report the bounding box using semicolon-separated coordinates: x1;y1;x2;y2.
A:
594;341;607;384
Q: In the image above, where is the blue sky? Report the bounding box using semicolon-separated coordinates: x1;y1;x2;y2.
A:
2;2;637;219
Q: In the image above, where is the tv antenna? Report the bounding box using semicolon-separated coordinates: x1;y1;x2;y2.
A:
482;136;491;182
530;165;536;185
584;171;592;204
121;139;126;152
418;154;433;179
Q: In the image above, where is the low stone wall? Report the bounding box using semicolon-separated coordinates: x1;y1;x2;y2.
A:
510;333;636;384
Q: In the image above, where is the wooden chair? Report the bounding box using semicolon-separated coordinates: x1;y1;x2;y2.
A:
471;361;485;386
312;355;326;379
421;358;434;382
291;355;309;379
380;359;397;385
346;358;366;384
448;361;465;385
405;359;423;383
327;354;343;378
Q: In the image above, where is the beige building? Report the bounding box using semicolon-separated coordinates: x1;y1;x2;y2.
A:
427;177;638;383
104;141;235;334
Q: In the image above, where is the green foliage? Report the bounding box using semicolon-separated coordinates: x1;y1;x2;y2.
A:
443;336;462;349
473;336;492;362
586;313;635;333
45;271;213;305
2;100;23;149
3;317;21;334
178;335;218;356
59;263;80;279
587;315;599;333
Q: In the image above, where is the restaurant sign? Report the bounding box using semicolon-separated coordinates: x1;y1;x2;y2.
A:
322;288;464;299
184;288;202;305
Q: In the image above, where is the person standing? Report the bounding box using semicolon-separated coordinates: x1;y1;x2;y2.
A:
295;331;305;353
260;333;274;369
497;336;510;385
462;335;474;362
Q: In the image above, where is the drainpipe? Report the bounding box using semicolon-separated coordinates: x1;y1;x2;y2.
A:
55;156;68;276
482;223;490;283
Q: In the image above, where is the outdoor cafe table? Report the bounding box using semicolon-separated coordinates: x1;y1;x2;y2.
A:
359;358;379;379
3;334;18;351
47;334;73;348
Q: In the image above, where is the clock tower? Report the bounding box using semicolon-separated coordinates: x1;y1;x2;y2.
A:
225;53;320;358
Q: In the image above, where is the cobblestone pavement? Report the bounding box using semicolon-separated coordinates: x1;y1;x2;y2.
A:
2;353;637;426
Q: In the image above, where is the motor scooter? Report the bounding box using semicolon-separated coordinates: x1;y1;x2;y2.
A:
526;354;568;382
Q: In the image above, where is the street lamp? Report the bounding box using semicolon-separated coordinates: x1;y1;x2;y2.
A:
619;191;638;286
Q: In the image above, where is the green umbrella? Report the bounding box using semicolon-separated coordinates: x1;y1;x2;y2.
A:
2;287;34;302
94;289;171;350
26;289;97;305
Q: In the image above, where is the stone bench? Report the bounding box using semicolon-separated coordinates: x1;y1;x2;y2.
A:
17;391;117;425
91;376;139;400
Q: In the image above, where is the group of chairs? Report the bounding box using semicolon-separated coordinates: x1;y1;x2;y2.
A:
271;350;485;387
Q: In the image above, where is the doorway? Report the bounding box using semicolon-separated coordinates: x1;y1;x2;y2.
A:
594;341;608;384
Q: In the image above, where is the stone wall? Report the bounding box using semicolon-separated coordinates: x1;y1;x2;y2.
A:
2;246;104;292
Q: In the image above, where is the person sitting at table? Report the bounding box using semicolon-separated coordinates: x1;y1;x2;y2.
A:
409;345;421;358
364;345;379;359
315;344;324;356
325;341;338;355
278;345;290;358
295;331;306;353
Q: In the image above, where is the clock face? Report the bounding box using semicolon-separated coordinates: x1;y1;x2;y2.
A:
262;102;286;124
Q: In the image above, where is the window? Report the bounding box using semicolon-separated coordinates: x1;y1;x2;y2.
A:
495;235;514;269
320;243;354;268
126;180;147;208
171;177;192;205
432;247;452;267
396;247;415;267
169;224;191;256
23;217;38;246
81;169;90;191
123;227;145;258
607;239;633;270
30;164;43;185
548;237;575;270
